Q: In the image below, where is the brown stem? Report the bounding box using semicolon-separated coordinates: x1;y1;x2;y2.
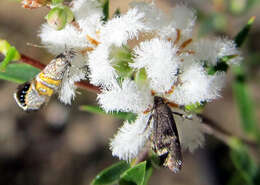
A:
20;54;101;93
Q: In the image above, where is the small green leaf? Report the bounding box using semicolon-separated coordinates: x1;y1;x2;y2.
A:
232;65;258;138
234;16;255;48
0;63;40;83
184;102;205;114
0;47;16;71
229;138;258;185
91;161;130;185
79;105;137;122
142;160;153;185
119;161;146;185
99;0;109;22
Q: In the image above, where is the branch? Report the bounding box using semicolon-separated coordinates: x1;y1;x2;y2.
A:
20;54;101;93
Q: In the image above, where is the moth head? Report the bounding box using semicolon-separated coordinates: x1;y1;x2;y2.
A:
154;96;165;106
54;50;75;72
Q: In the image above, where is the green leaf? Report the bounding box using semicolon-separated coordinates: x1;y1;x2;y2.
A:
184;102;205;114
79;105;137;122
0;63;40;83
142;160;153;185
232;65;258;138
91;161;130;185
234;16;255;48
229;138;258;185
0;47;16;71
119;161;146;185
99;0;109;22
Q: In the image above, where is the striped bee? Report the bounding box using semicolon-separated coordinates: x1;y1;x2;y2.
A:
14;50;75;111
149;96;182;173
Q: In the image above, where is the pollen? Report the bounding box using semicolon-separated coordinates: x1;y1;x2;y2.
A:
86;35;100;46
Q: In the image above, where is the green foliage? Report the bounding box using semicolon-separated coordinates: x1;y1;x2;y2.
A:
119;161;146;185
91;161;130;185
99;0;109;22
0;39;20;71
235;16;255;48
79;105;137;122
0;63;39;83
184;102;205;114
229;138;258;185
231;17;259;139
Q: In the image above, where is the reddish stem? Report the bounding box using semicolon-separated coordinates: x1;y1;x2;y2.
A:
20;54;101;93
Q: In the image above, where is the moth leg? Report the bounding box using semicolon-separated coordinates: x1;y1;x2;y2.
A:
171;111;193;120
142;113;153;134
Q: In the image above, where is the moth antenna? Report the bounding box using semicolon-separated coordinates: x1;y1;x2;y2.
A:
26;42;52;49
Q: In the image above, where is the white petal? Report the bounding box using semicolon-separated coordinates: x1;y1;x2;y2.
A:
97;79;153;113
194;38;242;66
100;8;146;47
88;44;118;87
168;62;225;105
59;55;87;104
175;114;205;152
71;0;103;20
168;4;196;37
110;113;152;161
131;38;180;93
130;1;169;31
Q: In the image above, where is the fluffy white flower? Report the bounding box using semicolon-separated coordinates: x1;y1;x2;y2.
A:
175;114;204;152
99;8;146;47
194;38;242;66
131;2;196;38
59;55;86;104
97;79;153;113
130;1;169;31
110;114;152;161
167;4;196;38
168;62;225;105
88;44;118;87
71;0;103;20
131;38;180;93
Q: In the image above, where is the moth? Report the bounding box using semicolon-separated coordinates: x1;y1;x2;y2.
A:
14;50;75;111
148;96;182;173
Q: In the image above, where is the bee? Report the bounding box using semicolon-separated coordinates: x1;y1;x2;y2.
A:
14;50;75;111
148;96;182;173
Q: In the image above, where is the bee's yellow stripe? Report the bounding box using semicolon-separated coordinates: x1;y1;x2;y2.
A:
35;81;54;96
38;72;61;86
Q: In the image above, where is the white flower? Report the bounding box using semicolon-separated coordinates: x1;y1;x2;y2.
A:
88;8;147;87
58;55;86;104
110;114;152;161
194;38;242;66
97;79;153;113
99;8;146;47
175;113;205;152
131;2;196;39
168;62;225;105
131;38;180;93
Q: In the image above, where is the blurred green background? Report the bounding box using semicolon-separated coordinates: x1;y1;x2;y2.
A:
0;0;259;185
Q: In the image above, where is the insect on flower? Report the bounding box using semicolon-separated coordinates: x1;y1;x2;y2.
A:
14;50;75;111
148;96;182;173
